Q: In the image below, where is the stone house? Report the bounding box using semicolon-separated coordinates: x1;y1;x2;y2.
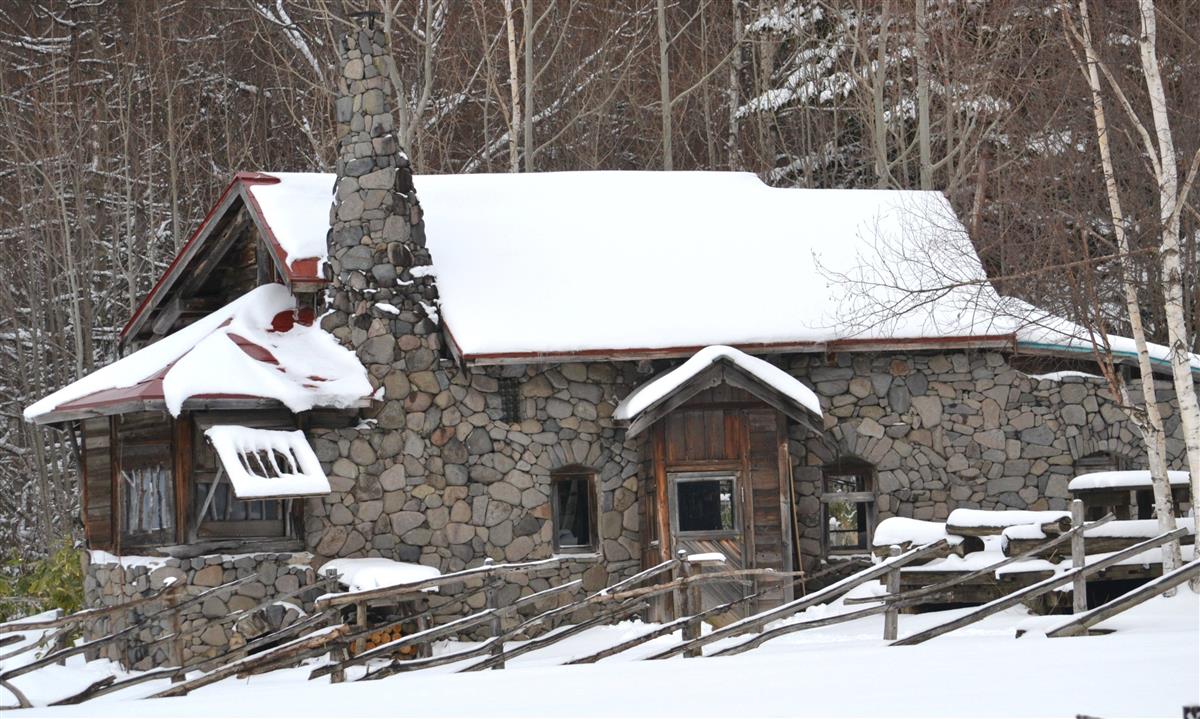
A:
24;17;1198;666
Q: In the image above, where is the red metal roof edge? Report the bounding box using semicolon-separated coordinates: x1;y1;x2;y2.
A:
459;333;1020;364
119;171;329;346
237;174;326;286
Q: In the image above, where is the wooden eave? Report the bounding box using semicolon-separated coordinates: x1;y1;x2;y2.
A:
457;333;1019;367
119;172;328;348
30;396;371;426
621;358;823;439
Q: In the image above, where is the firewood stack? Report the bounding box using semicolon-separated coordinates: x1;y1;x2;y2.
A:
352;626;417;657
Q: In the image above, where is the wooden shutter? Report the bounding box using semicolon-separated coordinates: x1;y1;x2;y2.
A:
81;417;114;551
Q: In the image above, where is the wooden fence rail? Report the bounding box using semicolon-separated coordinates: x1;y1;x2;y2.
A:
1046;558;1200;638
891;527;1189;646
315;557;565;610
645;539;950;660
844;513;1116;607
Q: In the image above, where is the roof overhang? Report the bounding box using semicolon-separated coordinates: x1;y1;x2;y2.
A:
619;355;824;439
452;332;1019;367
119;172;327;348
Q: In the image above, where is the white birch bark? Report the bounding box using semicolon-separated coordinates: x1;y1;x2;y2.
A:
503;0;522;173
1077;0;1180;574
1135;1;1200;580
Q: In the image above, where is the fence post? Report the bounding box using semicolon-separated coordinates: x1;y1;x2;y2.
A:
169;588;184;681
883;545;901;641
323;569;345;684
676;550;702;657
484;558;504;669
1071;499;1087;614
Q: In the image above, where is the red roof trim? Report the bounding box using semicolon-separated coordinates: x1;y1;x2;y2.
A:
119;174;248;343
238;173;326;286
459;333;1019;365
119;171;328;345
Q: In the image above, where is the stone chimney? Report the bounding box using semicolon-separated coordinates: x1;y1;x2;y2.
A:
324;9;441;407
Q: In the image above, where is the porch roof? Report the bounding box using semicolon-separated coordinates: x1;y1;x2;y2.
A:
615;345;823;438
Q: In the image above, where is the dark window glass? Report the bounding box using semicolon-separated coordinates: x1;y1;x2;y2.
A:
499;378;521;422
677;478;736;533
552;471;593;550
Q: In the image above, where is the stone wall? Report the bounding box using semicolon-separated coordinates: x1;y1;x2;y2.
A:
82;552;318;670
306;360;645;626
787;350;1191;567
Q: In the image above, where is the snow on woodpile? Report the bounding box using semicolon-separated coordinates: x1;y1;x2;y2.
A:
205;426;331;499
614;345;821;421
24;284;371;421
945;508;1070;530
318;558;442;593
1069;469;1191;491
1081;517;1196;539
872;517;961;548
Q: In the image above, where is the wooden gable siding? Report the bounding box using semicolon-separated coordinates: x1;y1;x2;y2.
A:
81;417;115;551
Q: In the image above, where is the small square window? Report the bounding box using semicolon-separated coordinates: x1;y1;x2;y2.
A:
551;467;595;552
499;378;521;422
673;474;738;535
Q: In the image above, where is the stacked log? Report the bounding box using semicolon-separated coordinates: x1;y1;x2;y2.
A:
354;626;416;657
1003;528;1195;560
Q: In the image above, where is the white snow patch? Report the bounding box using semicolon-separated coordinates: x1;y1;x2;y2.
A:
946;509;1070;529
374;302;400;316
1026;370;1102;381
686;552;726;564
615;345;821;422
872;517;962;547
205;426;331;499
86;550;168;570
1069;469;1191;492
318;558;442;594
245;175;331;267
25;284;371;420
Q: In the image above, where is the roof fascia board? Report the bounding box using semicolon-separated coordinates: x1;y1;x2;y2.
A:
119;178;245;346
463;335;1017;367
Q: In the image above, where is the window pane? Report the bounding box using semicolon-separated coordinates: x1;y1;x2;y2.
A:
826;500;866;548
677;479;735;533
553;476;591;548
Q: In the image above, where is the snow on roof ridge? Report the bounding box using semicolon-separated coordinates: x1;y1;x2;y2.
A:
614;345;822;422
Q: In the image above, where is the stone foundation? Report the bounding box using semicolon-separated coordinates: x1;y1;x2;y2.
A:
82;551;319;670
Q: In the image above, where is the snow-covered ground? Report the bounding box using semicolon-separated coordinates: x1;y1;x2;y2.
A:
5;589;1197;718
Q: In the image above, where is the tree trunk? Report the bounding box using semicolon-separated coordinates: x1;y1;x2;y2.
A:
916;0;931;189
1134;0;1200;592
523;0;534;172
656;0;672;171
1077;0;1180;576
504;0;522;173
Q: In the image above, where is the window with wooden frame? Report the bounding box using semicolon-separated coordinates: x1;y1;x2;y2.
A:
116;413;177;548
672;471;740;537
550;466;597;553
821;459;875;553
188;415;320;543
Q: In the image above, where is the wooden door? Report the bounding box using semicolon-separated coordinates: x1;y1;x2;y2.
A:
667;470;750;625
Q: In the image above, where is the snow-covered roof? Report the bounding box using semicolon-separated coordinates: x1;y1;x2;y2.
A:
318;558;442;593
945;508;1070;529
615;345;822;431
1069;470;1191;492
205;426;331;499
243;172;1200;374
25;284;372;423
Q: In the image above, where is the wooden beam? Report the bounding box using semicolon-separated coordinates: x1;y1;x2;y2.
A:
891;527;1190;646
1046;558;1200;638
